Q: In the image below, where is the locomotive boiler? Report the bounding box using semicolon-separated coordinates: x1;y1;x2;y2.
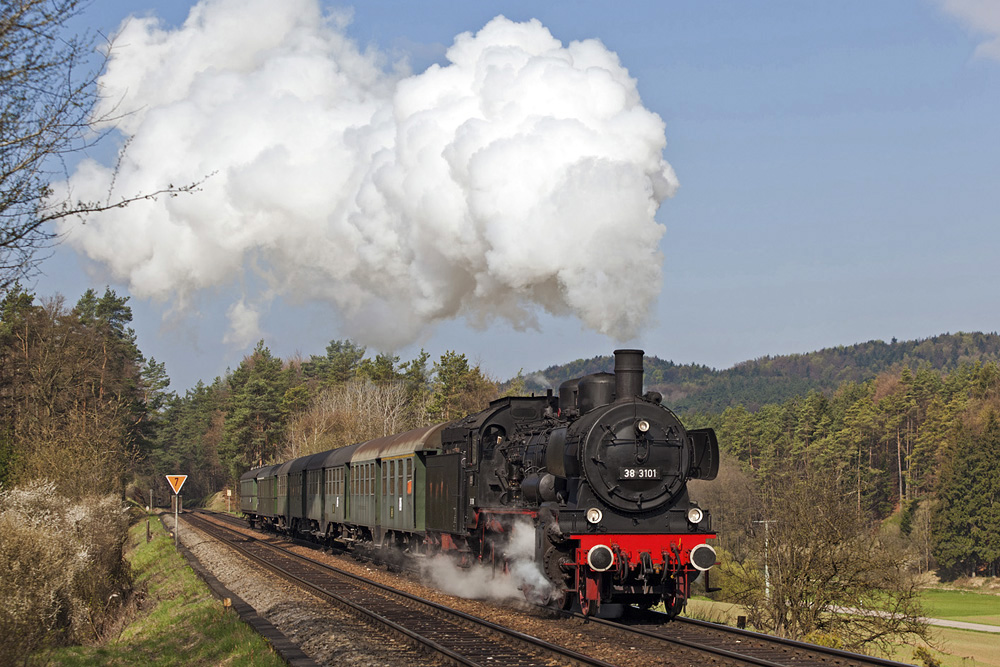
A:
241;349;719;616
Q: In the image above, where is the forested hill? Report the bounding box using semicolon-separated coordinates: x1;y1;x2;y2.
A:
522;331;1000;413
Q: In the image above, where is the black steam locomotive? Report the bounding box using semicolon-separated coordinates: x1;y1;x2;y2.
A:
241;349;718;616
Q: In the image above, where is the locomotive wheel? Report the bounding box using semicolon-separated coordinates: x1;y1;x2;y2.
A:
579;589;593;617
543;545;573;589
663;593;685;619
554;589;572;611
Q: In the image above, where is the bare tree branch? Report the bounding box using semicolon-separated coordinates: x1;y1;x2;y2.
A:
1;0;202;291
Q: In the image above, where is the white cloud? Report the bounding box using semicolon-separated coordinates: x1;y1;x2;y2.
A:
223;299;263;347
52;0;678;351
938;0;1000;60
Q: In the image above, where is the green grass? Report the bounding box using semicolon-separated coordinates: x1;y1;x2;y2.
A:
920;589;1000;626
39;515;285;666
892;625;1000;667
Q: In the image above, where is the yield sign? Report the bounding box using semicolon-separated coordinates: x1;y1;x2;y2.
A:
166;475;188;495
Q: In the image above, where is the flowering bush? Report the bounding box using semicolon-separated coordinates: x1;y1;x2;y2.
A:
0;480;132;664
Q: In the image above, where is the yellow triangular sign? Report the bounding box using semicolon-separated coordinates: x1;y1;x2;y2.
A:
166;475;188;495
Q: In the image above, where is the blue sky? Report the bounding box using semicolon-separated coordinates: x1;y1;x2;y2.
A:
37;0;1000;391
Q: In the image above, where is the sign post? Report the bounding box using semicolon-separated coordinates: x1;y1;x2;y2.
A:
166;475;188;547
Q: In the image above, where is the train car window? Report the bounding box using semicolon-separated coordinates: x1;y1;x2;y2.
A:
397;460;403;498
405;458;412;494
387;460;393;495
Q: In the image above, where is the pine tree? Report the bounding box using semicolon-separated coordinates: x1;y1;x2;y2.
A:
219;341;287;477
932;412;1000;577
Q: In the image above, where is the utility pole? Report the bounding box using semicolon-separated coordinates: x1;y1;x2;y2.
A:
753;519;775;600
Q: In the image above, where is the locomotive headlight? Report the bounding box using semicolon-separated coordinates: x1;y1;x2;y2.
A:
687;507;704;524
586;508;603;524
636;419;651;433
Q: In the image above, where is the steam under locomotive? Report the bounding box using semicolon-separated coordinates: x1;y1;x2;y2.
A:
240;349;719;616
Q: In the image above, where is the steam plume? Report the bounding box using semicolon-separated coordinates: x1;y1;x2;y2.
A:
419;521;553;603
54;0;678;347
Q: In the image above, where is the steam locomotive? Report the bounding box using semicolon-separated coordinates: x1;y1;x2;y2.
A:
240;349;718;616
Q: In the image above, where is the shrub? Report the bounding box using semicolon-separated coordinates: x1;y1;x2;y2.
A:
0;480;132;665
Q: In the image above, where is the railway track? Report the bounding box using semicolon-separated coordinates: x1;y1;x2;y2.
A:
188;511;916;667
182;511;613;667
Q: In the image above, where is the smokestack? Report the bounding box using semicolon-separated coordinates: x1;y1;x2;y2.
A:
614;349;644;399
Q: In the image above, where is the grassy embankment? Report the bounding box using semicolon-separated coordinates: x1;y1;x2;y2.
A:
683;588;1000;667
40;514;284;666
202;489;241;514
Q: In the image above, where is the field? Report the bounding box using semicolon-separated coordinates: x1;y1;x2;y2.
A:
905;587;1000;667
683;588;1000;667
921;589;1000;626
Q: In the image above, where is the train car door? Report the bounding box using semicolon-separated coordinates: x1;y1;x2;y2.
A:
402;456;414;530
425;452;464;533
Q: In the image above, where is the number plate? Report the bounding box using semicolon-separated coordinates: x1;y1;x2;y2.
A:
619;467;661;480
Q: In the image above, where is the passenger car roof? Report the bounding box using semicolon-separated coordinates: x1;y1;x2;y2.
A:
351;423;445;462
321;441;362;468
